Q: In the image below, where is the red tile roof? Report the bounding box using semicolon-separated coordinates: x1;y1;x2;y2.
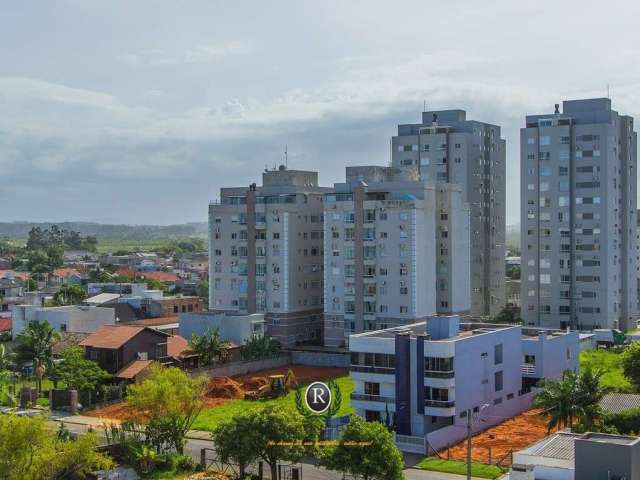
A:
53;268;81;278
0;318;11;332
115;360;152;380
167;335;189;359
0;270;31;281
79;325;167;349
141;271;179;283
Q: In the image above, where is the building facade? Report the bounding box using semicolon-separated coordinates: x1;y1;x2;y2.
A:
520;98;638;331
349;316;578;453
208;166;331;347
392;110;506;318
323;166;470;347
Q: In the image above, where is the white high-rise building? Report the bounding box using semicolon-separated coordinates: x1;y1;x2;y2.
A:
520;98;638;331
392;110;506;318
323;166;470;347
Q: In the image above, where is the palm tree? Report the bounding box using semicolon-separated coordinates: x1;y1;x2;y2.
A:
14;320;59;394
533;370;579;432
575;367;608;430
187;328;230;366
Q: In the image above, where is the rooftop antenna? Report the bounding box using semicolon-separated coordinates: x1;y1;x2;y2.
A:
423;100;427;112
284;145;288;168
607;83;610;99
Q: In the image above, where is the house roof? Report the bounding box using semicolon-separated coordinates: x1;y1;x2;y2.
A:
0;270;31;281
141;271;178;283
115;360;152;380
600;393;640;414
52;332;91;355
167;335;189;359
84;293;121;305
126;316;179;328
79;325;168;349
0;318;11;332
53;268;82;278
520;432;581;461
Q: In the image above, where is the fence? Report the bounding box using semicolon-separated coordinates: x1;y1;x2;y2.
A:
200;448;302;480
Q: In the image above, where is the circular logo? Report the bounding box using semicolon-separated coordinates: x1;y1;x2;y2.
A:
304;381;332;414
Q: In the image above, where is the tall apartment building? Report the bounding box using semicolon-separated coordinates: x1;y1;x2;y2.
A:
392;110;506;318
209;166;332;347
521;98;638;331
323;166;470;347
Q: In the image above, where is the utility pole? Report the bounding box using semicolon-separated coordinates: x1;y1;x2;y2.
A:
466;408;472;480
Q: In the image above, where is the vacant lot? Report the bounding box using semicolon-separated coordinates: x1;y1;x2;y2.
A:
416;458;504;479
442;409;551;466
580;349;632;392
86;364;353;431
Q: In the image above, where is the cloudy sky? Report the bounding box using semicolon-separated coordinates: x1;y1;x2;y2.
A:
2;0;640;225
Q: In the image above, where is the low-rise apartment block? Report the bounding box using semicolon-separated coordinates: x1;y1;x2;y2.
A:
209;166;332;347
349;315;578;453
324;166;470;347
12;304;116;339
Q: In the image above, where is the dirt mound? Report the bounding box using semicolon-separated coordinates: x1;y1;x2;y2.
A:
205;376;244;399
84;401;134;421
242;376;268;392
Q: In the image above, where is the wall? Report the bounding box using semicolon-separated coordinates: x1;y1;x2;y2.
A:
290;350;349;367
188;354;290;378
425;390;536;451
179;311;264;345
12;305;115;338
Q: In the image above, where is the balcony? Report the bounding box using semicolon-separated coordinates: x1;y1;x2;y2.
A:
424;370;455;379
425;400;455;409
350;365;395;375
522;364;537;375
350;393;394;404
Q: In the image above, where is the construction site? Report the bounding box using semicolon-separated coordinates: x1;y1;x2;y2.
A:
86;364;349;420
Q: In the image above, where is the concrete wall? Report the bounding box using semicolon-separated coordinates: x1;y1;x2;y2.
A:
12;304;115;339
188;354;290;378
290;350;349;368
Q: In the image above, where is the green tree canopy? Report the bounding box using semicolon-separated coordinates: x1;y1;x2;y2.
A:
211;410;260;478
14;320;59;393
241;334;281;361
622;342;640;391
0;414;112;480
250;405;321;480
127;364;207;454
187;328;231;366
319;416;404;480
52;284;87;306
50;347;110;392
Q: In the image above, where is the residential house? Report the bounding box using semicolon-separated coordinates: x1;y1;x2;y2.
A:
12;304;116;339
79;325;188;382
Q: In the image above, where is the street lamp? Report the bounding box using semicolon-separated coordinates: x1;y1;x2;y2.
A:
466;403;490;480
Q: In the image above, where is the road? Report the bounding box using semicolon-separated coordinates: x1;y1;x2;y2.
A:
53;417;496;480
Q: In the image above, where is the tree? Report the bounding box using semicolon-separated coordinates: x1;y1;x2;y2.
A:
187;328;231;366
212;411;259;478
0;414;112;480
506;265;521;280
25;278;38;292
574;368;608;430
319;416;404;480
50;347;110;392
534;370;579;431
241;335;281;361
250;405;321;480
126;364;207;454
14;320;59;394
52;284;87;306
622;342;640;391
492;307;522;324
196;280;208;299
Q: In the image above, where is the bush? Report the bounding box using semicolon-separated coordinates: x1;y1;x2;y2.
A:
36;397;50;408
604;407;640;435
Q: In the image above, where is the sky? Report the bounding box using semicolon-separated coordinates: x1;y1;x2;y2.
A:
2;0;640;226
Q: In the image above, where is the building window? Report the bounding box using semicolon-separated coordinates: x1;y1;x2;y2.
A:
494;344;503;365
364;382;380;396
365;410;381;422
495;371;503;392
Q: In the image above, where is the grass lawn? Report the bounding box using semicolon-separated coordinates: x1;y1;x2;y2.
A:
415;457;504;479
193;375;354;431
580;349;632;392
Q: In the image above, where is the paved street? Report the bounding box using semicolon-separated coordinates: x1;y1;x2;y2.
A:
51;416;498;480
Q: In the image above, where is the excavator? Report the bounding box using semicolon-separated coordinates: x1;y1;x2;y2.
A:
244;369;298;400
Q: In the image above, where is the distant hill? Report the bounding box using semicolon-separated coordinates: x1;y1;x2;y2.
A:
0;221;208;241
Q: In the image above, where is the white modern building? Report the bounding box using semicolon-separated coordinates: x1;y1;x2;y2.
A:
323;166;470;347
392;110;506;318
208;166;332;347
179;311;265;346
349;315;578;453
12;304;116;338
521;98;638;331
